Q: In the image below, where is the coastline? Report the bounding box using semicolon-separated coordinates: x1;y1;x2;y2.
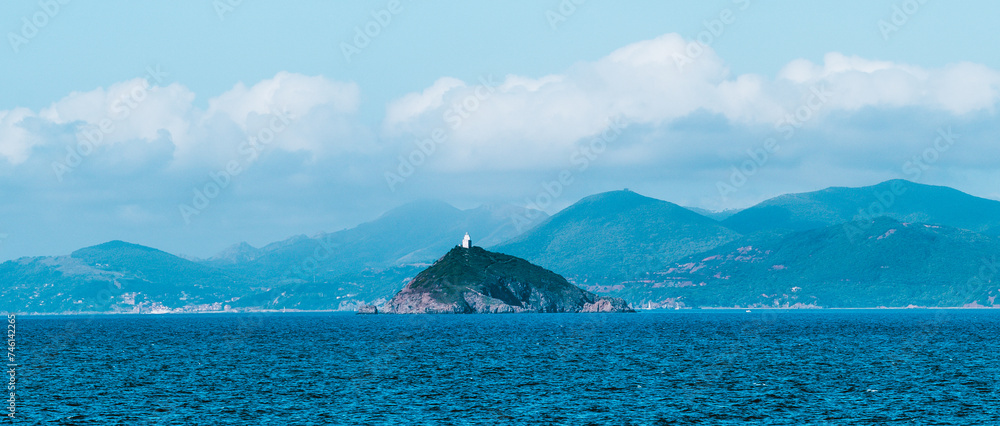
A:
10;306;1000;316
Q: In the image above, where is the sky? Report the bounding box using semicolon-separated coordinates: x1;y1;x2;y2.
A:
1;0;999;260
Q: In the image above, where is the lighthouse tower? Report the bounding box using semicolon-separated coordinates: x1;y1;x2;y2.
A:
462;233;472;248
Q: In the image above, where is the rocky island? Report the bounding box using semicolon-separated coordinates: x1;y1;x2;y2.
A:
383;243;634;314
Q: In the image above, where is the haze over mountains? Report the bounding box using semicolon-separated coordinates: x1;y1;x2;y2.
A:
204;201;545;279
1;203;548;313
3;179;1000;313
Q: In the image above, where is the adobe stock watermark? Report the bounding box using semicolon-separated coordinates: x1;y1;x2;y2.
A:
673;0;752;72
213;0;246;21
384;74;500;192
878;0;931;41
281;233;390;309
7;0;70;54
901;126;958;182
340;0;408;63
843;126;958;241
287;235;337;282
5;313;14;419
546;0;586;31
51;65;169;182
510;115;628;232
717;84;834;201
179;107;294;224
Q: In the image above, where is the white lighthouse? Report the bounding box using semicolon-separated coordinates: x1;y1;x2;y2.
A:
462;232;472;248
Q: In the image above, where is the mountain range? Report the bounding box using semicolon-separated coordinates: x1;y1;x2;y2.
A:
602;217;1000;308
3;179;999;313
722;180;1000;235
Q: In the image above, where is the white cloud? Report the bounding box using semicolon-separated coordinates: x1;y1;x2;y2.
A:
380;34;774;171
382;36;1000;173
779;53;1000;114
206;71;360;127
0;72;361;167
384;77;465;134
7;33;995;175
778;53;928;83
0;108;37;165
37;79;196;147
929;62;1000;114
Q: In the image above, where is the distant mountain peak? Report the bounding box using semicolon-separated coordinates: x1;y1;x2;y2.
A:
377;199;462;219
492;189;740;279
578;189;653;203
208;241;262;264
72;240;161;257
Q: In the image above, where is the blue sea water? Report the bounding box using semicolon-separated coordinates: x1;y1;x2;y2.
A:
12;310;1000;425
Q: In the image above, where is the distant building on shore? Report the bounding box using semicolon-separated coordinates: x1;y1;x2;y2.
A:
462;233;472;248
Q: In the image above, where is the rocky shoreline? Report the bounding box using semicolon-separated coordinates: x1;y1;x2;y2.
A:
380;246;634;314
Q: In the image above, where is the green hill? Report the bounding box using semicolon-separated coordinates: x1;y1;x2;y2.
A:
607;217;1000;308
492;190;741;281
385;246;633;313
0;241;240;312
722;180;1000;235
72;240;235;288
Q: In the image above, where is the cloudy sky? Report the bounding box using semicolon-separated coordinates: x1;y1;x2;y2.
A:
1;0;999;260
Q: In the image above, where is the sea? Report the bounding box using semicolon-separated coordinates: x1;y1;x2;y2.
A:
12;310;1000;425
